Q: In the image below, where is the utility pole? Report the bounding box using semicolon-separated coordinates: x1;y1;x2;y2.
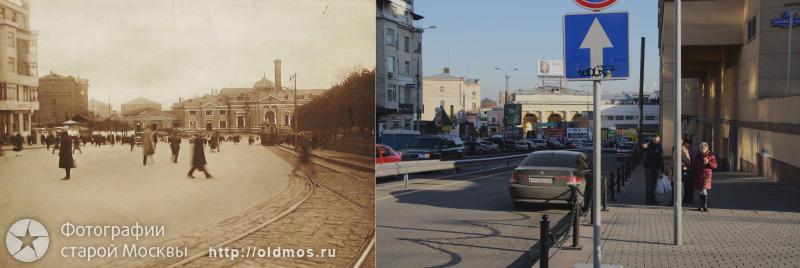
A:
293;73;298;146
785;3;800;96
674;0;683;246
638;37;645;144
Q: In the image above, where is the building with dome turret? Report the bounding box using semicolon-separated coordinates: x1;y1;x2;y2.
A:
172;60;325;137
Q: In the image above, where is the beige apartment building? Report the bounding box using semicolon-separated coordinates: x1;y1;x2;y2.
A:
659;0;800;184
0;0;36;141
421;67;481;124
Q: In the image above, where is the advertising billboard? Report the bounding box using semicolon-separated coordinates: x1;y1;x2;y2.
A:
537;59;565;78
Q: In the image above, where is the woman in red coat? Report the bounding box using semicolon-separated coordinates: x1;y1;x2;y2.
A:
693;142;717;212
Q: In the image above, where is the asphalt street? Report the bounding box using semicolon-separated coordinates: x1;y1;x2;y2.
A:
376;151;625;268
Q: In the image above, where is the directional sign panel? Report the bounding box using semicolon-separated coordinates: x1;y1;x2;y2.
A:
564;12;629;81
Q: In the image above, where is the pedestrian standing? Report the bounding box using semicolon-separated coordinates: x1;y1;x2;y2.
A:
46;133;55;150
291;135;317;176
169;132;181;164
187;134;212;178
58;132;74;180
642;134;664;205
12;132;23;157
681;139;696;204
142;127;156;165
248;135;254;145
129;135;135;152
694;142;717;212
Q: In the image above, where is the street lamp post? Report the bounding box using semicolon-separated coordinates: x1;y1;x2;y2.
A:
495;67;518;139
785;3;800;96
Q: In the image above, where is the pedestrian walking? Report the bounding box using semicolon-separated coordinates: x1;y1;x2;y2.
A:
73;136;83;154
248;135;254;145
693;142;717;212
58;132;75;180
291;135;317;177
642;134;664;205
142;127;156;165
129;135;135;152
11;132;23;157
169;132;181;164
46;133;55;150
187;134;212;178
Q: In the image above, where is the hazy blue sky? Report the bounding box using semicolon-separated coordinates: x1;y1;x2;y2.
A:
416;0;660;101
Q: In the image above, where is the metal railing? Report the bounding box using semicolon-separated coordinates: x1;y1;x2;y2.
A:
376;153;530;187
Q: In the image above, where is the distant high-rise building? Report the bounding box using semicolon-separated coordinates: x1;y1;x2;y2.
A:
0;0;38;141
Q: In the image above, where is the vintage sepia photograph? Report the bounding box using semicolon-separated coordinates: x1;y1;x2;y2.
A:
1;0;375;267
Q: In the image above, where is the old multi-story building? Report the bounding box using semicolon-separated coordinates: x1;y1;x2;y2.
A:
88;98;112;118
121;97;161;116
0;0;37;141
659;0;800;184
421;67;481;123
377;0;425;136
172;60;325;136
37;72;90;125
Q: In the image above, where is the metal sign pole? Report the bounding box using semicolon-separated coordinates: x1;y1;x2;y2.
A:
592;79;602;267
788;9;795;96
674;0;683;246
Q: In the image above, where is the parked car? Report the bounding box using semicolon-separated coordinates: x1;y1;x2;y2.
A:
566;140;584;150
464;140;487;155
616;142;635;160
546;140;566;150
518;140;536;151
488;137;517;152
509;151;591;208
514;141;531;152
477;140;500;153
529;139;548;150
400;135;465;161
376;144;402;164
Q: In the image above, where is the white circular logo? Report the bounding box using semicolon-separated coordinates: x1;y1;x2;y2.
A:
6;219;49;262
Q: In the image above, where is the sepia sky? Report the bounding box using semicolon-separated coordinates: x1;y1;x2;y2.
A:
30;0;375;110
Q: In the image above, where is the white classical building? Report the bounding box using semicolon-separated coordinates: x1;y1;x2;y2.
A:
514;87;592;132
421;67;480;123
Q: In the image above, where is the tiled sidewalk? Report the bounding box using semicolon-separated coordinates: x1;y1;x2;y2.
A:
549;165;800;267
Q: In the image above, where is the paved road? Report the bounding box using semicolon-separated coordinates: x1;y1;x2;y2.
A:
0;141;373;268
376;151;625;268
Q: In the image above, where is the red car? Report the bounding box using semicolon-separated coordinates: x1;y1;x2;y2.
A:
376;144;402;164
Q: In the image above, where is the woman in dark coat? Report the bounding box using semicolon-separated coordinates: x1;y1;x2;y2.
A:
693;142;717;212
187;134;212;179
58;132;75;180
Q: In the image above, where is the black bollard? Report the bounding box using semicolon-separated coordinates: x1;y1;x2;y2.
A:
570;186;581;249
616;169;622;192
618;167;624;186
602;176;609;211
609;172;616;201
540;214;550;268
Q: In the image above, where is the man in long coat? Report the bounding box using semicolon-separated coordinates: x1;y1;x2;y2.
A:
188;134;212;178
58;132;74;180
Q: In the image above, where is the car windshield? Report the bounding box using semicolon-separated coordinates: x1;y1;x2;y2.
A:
520;153;578;168
619;144;632;150
407;138;441;148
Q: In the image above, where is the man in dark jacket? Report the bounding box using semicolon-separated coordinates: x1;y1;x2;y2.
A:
642;134;664;205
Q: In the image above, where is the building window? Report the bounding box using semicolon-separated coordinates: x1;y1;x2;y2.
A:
219;110;227;116
645;115;655;120
624;115;634;120
190;121;197;129
472;103;477;110
615;115;624;120
7;32;14;48
386;56;395;75
403;61;410;75
606;115;614;120
205;110;213;116
284;114;290;126
439;86;444;94
403;36;410;52
219;120;227;128
387;84;397;102
189;111;197;116
747;15;757;41
8;57;14;73
385;28;395;46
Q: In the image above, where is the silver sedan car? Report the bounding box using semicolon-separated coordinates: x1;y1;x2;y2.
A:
509;151;591;208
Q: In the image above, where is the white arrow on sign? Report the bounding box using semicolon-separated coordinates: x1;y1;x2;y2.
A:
579;18;613;68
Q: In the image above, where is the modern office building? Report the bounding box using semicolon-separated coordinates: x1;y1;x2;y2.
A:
659;0;800;184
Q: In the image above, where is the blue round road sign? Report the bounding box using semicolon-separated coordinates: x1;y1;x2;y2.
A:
572;0;618;11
